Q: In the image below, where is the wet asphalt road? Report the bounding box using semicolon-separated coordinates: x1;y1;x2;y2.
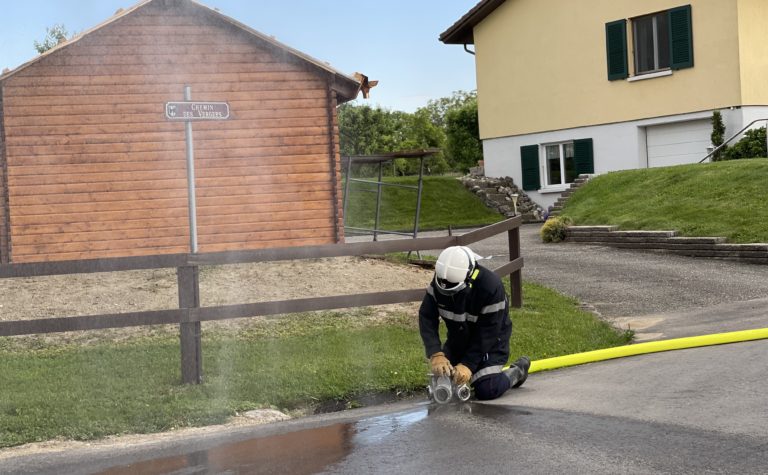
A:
2;224;767;474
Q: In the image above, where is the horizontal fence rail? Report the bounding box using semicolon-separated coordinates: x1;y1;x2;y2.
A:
0;216;524;383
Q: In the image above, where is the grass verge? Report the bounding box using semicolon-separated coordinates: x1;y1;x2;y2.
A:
561;159;768;243
0;282;631;448
344;175;502;231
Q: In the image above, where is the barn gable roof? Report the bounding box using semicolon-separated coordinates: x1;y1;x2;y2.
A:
0;0;362;102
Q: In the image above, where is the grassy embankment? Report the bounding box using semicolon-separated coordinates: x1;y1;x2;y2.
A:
0;175;632;448
561;159;768;243
343;175;502;231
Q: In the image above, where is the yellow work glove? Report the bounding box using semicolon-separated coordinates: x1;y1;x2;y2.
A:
430;352;453;377
453;364;472;386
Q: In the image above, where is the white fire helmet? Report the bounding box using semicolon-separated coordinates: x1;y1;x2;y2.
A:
434;246;477;295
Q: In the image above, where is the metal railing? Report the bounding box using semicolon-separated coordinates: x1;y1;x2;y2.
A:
341;149;439;241
698;118;768;163
0;216;524;384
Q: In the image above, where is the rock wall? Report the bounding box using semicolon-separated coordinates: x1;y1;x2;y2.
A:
460;175;545;223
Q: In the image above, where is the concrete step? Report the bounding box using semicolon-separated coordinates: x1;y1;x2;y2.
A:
606;230;678;238
566;225;620;232
566;239;745;250
562;240;768;259
568;229;677;239
709;243;768;252
561;221;765;264
567;236;727;245
666;237;728;245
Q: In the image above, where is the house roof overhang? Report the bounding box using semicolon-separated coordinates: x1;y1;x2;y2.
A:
0;0;362;103
439;0;506;45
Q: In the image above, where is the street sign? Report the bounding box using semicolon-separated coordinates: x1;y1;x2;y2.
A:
165;101;230;120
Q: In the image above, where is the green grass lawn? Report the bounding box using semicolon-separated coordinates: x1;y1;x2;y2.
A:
561;159;768;243
344;175;503;232
0;282;630;448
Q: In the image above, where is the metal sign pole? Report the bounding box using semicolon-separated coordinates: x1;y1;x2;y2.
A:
165;92;230;385
183;85;198;253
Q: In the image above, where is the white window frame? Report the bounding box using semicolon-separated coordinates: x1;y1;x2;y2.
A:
541;141;574;191
632;11;671;75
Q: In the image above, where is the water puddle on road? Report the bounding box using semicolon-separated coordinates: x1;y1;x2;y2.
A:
93;404;529;474
95;408;430;475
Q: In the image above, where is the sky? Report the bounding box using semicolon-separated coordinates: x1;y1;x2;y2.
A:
0;0;479;112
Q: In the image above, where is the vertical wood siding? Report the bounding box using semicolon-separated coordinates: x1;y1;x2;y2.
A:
2;2;344;262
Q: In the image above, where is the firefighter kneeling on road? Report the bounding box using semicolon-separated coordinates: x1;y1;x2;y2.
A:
419;246;530;400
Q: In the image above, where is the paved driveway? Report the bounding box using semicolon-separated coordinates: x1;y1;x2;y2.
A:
466;224;768;340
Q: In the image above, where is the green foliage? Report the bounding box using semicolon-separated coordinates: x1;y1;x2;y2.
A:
560;159;768;243
0;282;630;447
337;104;447;176
540;216;573;243
419;90;477;128
723;127;766;160
34;24;70;54
343;176;502;231
337;90;481;174
338;103;403;156
710;110;727;161
444;96;482;172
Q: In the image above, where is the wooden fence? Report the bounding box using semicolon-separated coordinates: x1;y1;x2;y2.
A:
0;216;524;383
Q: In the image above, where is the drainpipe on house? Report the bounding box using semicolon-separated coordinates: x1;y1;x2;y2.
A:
463;44;475;55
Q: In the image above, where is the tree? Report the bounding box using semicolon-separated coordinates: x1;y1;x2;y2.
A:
338;103;398;157
444;96;482;172
34;24;70;54
710;110;727;161
337;90;483;175
337;103;448;176
420;90;477;128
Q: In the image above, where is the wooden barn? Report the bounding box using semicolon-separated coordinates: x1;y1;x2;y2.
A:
0;0;362;263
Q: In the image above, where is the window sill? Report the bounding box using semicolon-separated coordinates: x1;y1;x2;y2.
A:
539;186;569;194
627;69;672;82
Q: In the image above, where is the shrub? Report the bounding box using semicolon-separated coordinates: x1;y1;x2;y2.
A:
723;127;766;160
540;216;573;243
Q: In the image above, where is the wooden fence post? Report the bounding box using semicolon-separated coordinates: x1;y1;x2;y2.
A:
178;265;202;384
508;228;523;308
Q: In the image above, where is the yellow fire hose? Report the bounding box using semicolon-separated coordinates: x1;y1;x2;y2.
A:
506;327;768;374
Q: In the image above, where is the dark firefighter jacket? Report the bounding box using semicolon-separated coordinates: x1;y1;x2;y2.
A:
418;264;512;382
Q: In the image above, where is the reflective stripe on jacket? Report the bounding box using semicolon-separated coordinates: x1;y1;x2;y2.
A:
419;264;512;374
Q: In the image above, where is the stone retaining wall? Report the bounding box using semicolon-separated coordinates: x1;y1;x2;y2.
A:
566;226;768;264
460;175;545;223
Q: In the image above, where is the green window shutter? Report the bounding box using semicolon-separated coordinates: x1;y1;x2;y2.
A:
669;5;693;70
573;138;594;175
520;145;540;191
605;19;628;80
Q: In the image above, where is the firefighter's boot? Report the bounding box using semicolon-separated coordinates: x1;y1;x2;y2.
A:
503;356;531;388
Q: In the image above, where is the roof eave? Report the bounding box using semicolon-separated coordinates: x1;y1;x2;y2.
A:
439;0;506;45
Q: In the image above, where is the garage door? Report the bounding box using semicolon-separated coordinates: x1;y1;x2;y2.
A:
646;119;711;168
